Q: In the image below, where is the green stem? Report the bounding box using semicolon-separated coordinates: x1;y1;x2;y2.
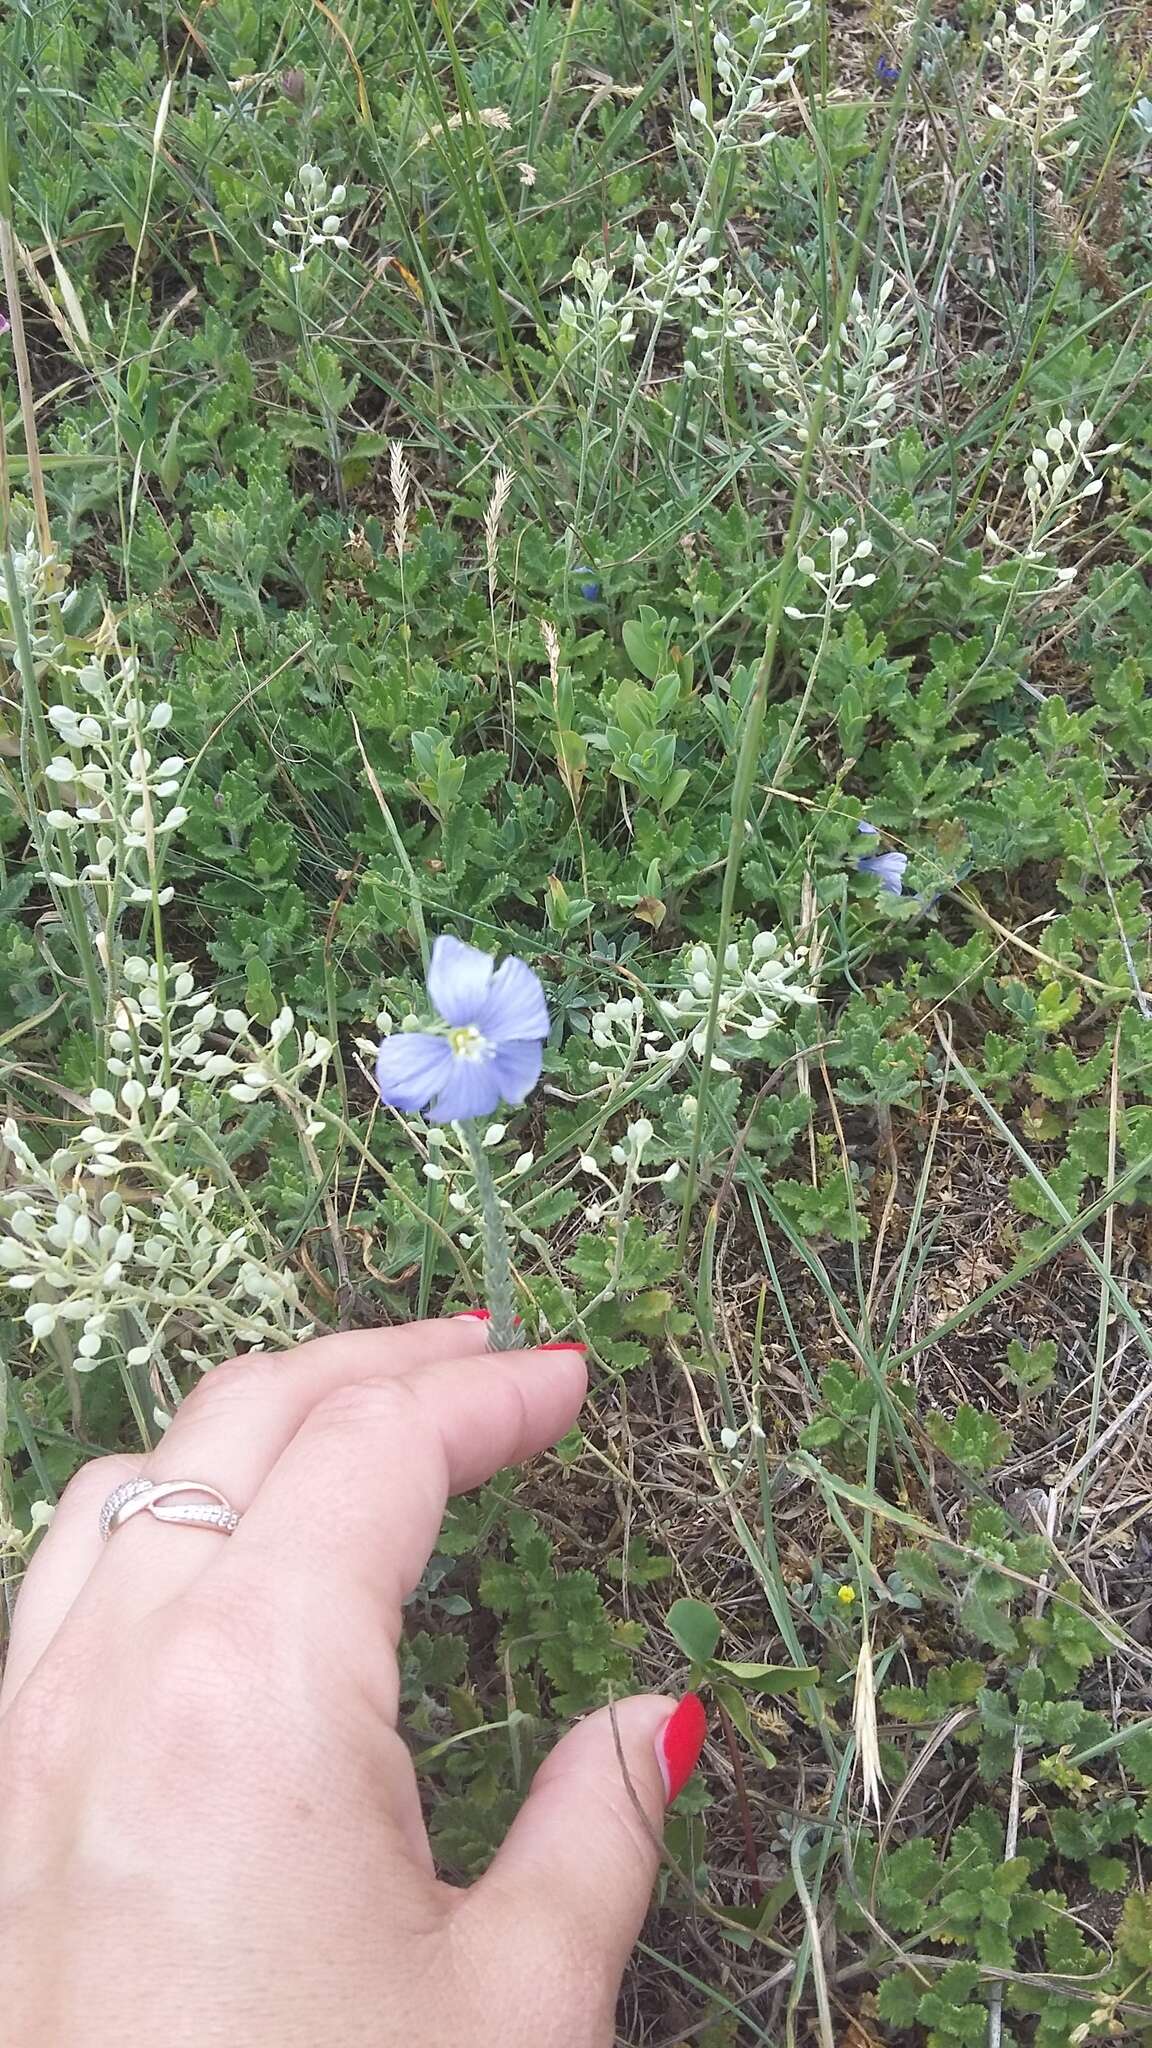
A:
4;550;108;1050
463;1127;524;1350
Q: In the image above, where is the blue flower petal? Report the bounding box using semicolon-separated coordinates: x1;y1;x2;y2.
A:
857;851;908;896
427;934;495;1026
427;1053;503;1124
856;820;879;836
375;1033;454;1111
478;955;549;1043
491;1037;544;1104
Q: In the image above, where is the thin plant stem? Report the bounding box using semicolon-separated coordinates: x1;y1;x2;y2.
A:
3;549;108;1045
463;1126;524;1350
0;208;52;565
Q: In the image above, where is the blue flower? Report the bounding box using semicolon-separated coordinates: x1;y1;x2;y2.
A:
876;55;900;83
855;820;907;895
573;565;600;601
375;934;549;1123
857;850;908;895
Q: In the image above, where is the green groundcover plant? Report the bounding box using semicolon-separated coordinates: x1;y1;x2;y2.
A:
4;0;1152;2036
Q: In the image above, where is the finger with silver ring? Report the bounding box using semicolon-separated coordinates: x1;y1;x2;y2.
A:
3;1318;493;1713
55;1315;499;1634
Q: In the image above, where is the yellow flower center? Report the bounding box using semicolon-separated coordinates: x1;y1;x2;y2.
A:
447;1025;488;1061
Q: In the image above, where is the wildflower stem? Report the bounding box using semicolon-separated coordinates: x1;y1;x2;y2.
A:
462;1124;524;1350
3;547;108;1046
0;147;53;567
350;713;429;970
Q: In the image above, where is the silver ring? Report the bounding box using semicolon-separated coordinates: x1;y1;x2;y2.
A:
99;1477;240;1541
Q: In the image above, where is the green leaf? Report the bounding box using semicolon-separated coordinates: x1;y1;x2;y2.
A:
1121;1726;1152;1787
877;1837;941;1929
0;869;37;923
884;1684;931;1724
1086;1854;1128;1892
710;1660;819;1693
917;1963;986;2043
1048;1808;1097;1859
927;1403;1012;1475
665;1598;722;1664
799;1414;848;1450
875;1973;922;2025
891;1546;950;1601
1117;1890;1152;1967
622;608;669;681
1004;1337;1057;1393
961;1583;1020;1653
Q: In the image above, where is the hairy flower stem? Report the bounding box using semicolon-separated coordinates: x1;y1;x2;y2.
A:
463;1127;524;1350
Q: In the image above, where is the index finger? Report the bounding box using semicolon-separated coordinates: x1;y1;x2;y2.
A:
208;1343;587;1714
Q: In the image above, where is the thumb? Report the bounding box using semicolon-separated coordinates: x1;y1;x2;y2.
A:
470;1695;706;2001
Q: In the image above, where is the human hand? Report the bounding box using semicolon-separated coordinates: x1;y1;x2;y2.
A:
0;1320;706;2047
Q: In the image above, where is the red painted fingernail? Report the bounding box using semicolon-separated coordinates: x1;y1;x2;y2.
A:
657;1694;707;1802
451;1309;491;1320
538;1342;586;1352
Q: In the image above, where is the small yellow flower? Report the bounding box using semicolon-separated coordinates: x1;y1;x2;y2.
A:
837;1583;857;1606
